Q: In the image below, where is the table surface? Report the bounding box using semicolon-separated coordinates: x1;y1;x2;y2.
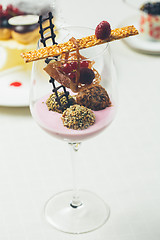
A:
0;0;160;240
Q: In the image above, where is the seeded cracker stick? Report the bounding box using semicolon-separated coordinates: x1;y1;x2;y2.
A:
21;25;139;63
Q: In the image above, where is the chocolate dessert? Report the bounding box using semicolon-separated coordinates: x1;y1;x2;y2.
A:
0;4;24;40
8;15;40;44
76;85;111;111
0;1;55;43
21;19;138;131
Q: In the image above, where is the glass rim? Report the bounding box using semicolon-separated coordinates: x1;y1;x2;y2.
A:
37;26;109;61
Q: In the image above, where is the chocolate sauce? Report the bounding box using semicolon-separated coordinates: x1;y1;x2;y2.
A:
0;19;11;28
12;23;39;33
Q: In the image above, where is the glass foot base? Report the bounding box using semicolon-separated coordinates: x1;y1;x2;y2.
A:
44;190;110;234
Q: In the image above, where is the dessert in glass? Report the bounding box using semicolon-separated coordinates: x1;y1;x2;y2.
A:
21;14;138;234
140;1;160;40
123;0;160;41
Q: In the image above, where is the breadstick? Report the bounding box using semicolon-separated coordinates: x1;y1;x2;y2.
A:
21;25;139;63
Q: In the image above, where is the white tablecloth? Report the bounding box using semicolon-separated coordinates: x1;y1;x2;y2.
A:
0;0;160;239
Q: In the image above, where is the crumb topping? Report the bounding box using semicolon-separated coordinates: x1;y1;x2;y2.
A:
46;92;76;113
61;104;95;130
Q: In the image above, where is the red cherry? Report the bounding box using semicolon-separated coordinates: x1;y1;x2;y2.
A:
79;68;95;84
0;5;3;11
62;63;72;74
6;4;13;11
12;7;20;15
3;10;9;18
70;61;78;70
80;60;89;68
68;72;76;82
95;21;111;40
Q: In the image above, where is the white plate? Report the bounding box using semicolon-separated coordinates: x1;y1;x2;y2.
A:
0;66;31;107
121;15;160;55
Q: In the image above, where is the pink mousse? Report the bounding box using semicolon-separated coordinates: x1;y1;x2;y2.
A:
32;94;116;141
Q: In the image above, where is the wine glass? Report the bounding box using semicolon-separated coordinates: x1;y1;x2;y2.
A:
30;26;117;234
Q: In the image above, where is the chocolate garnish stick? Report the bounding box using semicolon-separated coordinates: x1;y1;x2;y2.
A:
38;12;70;112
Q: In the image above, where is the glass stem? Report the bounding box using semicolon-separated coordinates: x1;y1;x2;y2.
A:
68;142;82;208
